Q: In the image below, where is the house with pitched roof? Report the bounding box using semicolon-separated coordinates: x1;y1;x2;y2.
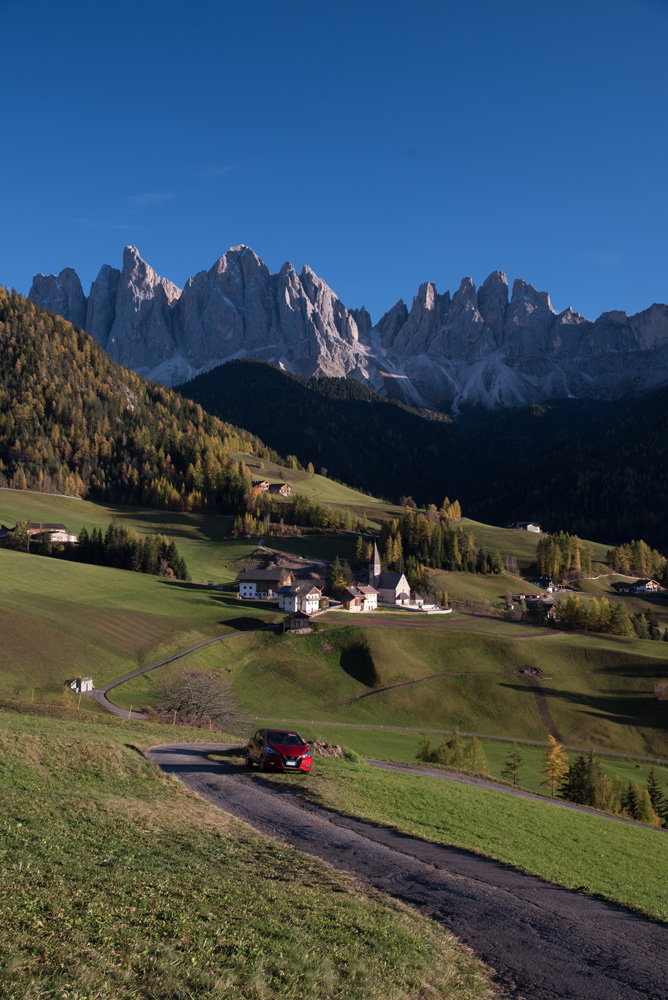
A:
337;585;379;612
277;583;322;615
368;543;410;605
237;567;293;600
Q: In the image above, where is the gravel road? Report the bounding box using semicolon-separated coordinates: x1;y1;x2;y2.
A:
146;742;668;1000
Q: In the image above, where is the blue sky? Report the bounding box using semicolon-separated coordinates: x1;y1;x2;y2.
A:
2;0;667;323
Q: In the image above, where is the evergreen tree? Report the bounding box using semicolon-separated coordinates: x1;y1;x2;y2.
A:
645;768;666;825
416;737;433;763
500;743;524;786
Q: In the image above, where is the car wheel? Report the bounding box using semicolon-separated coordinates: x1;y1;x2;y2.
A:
259;755;267;772
245;751;254;768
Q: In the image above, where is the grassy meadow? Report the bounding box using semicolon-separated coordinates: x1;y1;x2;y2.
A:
243;753;668;922
0;704;498;1000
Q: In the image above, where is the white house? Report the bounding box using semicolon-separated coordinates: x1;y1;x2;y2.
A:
509;521;542;533
237;567;293;600
338;585;379;612
277;583;322;614
633;579;661;593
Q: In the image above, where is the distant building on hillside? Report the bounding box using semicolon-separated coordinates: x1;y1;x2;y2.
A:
25;522;78;543
508;521;542;533
268;483;291;496
282;611;312;634
368;543;410;605
337;585;379;612
70;676;93;693
237;567;293;599
277;583;322;614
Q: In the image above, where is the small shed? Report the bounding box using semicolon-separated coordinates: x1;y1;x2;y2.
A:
70;676;94;693
282;611;312;634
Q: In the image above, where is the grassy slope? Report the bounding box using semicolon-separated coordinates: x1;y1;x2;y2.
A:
111;615;668;760
0;704;497;1000
0;548;282;698
249;754;668;922
459;517;611;572
232;455;403;526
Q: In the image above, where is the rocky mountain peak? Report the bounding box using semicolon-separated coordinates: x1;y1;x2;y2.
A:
29;266;87;329
27;245;668;410
478;271;509;332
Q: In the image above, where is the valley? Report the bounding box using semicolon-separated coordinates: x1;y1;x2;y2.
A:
3;295;668;998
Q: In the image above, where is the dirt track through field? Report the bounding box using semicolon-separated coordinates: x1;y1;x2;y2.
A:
147;742;668;1000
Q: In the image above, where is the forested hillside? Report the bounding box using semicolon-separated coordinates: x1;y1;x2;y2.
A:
179;360;668;548
0;289;280;510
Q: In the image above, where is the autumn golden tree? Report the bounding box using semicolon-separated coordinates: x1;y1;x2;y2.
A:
540;735;569;798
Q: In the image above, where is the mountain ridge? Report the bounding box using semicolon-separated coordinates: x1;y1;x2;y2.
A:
29;245;668;410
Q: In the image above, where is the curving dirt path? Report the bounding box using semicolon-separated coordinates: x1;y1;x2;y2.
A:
147;742;668;1000
90;624;277;717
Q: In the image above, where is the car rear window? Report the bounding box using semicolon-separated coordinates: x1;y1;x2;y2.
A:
266;731;304;745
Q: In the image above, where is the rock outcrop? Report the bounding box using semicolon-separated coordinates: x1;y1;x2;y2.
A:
28;245;668;410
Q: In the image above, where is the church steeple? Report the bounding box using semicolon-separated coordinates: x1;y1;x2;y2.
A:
369;542;381;587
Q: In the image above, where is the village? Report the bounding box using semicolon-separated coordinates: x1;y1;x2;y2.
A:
236;541;451;633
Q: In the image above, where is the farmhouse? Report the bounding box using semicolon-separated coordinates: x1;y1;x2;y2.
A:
22;522;78;543
337;585;379;612
368;543;411;605
251;480;269;492
268;483;292;496
237;567;293;600
633;579;661;593
509;521;542;533
277;583;322;614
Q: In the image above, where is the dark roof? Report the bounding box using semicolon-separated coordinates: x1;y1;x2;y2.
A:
634;579;658;586
237;568;291;582
280;582;321;595
284;611;312;621
376;572;408;589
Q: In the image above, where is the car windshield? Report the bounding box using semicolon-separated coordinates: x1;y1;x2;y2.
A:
266;731;304;746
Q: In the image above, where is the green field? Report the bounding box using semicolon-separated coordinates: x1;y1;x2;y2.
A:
247;753;668;922
0;547;281;700
0;704;497;1000
106;611;668;761
458;518;611;572
232;454;403;526
0;487;263;584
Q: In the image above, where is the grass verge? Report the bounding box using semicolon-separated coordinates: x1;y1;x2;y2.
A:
247;753;668;922
0;704;498;1000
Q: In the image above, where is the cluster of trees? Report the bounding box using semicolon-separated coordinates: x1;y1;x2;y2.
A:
552;595;668;640
607;539;666;581
5;520;189;580
230;492;364;538
535;532;595;579
502;737;664;825
0;290;282;512
542;737;664;825
416;730;488;773
377;507;502;580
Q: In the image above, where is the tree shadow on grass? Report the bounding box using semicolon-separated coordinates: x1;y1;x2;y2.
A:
501;680;668;733
339;638;378;688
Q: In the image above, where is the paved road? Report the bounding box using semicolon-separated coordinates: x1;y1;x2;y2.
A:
147;742;668;1000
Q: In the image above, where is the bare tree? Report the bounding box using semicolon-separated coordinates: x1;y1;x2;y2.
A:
156;668;248;734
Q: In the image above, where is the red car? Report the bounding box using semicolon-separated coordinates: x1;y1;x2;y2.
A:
245;728;312;773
